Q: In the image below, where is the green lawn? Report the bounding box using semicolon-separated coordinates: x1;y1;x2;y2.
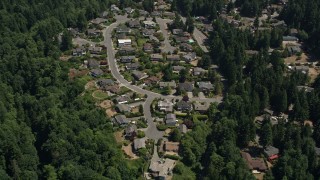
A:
92;90;108;100
137;38;147;47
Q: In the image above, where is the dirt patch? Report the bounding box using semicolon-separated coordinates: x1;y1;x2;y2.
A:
114;130;124;143
284;53;309;64
254;173;265;180
69;69;89;79
106;108;117;117
309;67;320;83
122;143;139;159
100;100;114;109
85;80;96;90
60;55;71;61
131;106;139;113
190;59;198;66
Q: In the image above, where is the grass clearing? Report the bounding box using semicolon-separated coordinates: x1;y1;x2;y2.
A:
92;90;109;100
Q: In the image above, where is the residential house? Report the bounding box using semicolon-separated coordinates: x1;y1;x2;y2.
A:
287;45;301;56
142;29;155;37
117;33;127;39
111;4;120;12
118;39;132;47
139;10;149;16
264;146;279;161
124;7;134;14
294;66;309;74
245;50;259;56
90;69;103;77
163;11;175;18
194;102;210;113
297;86;314;93
176;101;193;111
132;70;148;80
87;59;99;68
118;46;136;55
143;76;160;86
105;85;121;94
241;152;267;172
91;18;106;25
116;26;131;34
97;79;114;88
179;124;187;134
165;113;177;126
88;46;102;54
289;28;298;36
172;29;183;35
72;47;86;56
87;29;101;37
159;81;177;89
116;104;131;113
114;115;130;126
100;11;108;18
180;43;193;52
182;52;196;62
178;82;194;92
125;124;137;139
143;43;153;53
203;24;214;32
126;62;140;70
271;20;286;28
115;95;131;104
193;67;206;76
134;138;146;151
143;21;156;28
164;141;180;153
172;66;186;73
149;159;176;179
173;36;189;43
198;82;214;94
167;54;180;61
120;56;135;63
158;100;174;112
151;11;161;17
128;19;141;28
151;54;163;61
283;36;299;42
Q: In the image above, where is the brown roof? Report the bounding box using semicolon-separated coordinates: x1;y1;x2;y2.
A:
241;152;267;172
164;141;179;152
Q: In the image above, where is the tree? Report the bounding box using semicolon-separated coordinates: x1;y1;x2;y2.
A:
61;30;72;51
260;119;273;147
179;68;188;83
170;128;182;142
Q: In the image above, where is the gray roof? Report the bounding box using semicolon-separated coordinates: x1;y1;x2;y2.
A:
315;147;320;156
176;101;192;110
88;59;99;68
179;82;194;92
97;79;114;87
198;82;213;90
159;81;177;88
90;69;103;76
125;124;137;135
116;104;131;113
179;124;187;133
132;70;148;80
134;138;146;150
264;146;279;157
167;55;180;61
126;62;140;70
114;115;129;125
166;113;176;121
283;36;298;41
173;66;186;72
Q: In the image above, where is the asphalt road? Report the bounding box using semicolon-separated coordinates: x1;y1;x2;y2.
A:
156;18;175;53
104;15;222;140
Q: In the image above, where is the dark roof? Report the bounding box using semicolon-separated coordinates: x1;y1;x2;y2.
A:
241;152;267;172
114;115;129;125
198;82;213;90
179;82;194;92
97;79;114;87
264;146;279;157
88;59;99;68
176;101;192;110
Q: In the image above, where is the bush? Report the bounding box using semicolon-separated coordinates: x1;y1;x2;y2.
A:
164;154;181;160
157;124;168;131
137;130;145;138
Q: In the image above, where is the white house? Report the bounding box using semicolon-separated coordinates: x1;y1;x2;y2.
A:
118;39;132;46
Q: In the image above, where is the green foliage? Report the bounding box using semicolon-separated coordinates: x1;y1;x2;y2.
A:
137;130;146;138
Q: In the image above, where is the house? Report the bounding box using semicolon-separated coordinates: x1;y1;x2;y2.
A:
149;158;176;179
182;52;196;62
114;115;130;126
90;68;103;77
126;62;140;70
297;86;314;93
111;4;120;12
315;147;320;156
124;7;134;14
283;36;299;42
294;66;309;74
142;29;155;37
245;50;259;56
151;54;163;61
128;19;140;28
118;39;132;47
179;124;187;134
115;95;131;104
72;47;86;56
132;70;148;80
172;66;186;73
91;18;106;25
125;124;137;139
158;100;174;112
88;46;102;54
139;10;149;16
172;29;183;35
264;146;279;161
264;108;274;116
178;82;194;92
143;43;153;53
193;67;206;76
117;33;127;39
116;104;131;113
120;56;135;63
86;59;99;68
271;20;286;28
180;43;193;52
116;26;131;34
163;11;175;18
100;11;108;18
287;45;301;56
164;141;180;152
151;11;161;17
204;24;214;32
97;79;114;88
87;29;101;37
167;55;180;61
143;21;156;28
118;46;136;55
176;101;193;111
143;76;160;86
194;102;210;112
198;82;214;94
173;36;189;43
159;81;177;89
165;113;177;126
289;28;298;36
104;85;121;94
241;152;267;172
134;138;146;151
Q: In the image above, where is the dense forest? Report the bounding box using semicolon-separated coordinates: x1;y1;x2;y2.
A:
0;0;146;179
